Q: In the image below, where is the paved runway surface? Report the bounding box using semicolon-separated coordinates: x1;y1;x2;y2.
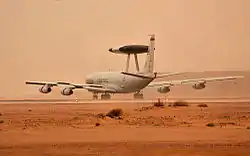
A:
1;97;250;104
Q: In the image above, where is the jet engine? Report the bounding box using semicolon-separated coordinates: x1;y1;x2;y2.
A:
61;88;74;96
39;85;52;93
192;82;206;89
157;86;170;93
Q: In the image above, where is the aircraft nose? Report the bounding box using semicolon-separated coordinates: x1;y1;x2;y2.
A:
108;48;113;52
85;76;94;84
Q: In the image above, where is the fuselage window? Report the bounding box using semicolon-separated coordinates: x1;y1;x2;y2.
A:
96;77;108;84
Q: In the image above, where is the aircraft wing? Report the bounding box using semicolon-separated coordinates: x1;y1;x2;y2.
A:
25;81;58;86
56;81;116;92
25;80;116;93
147;76;244;88
56;81;103;89
26;81;102;88
82;86;116;93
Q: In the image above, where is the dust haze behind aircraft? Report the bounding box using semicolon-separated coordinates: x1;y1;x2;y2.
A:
25;35;244;100
1;1;250;98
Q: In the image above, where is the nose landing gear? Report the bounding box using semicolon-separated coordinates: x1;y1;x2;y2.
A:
93;93;98;100
133;91;144;99
92;93;112;100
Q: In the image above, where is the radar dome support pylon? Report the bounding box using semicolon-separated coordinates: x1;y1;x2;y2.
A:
125;53;140;72
109;44;149;72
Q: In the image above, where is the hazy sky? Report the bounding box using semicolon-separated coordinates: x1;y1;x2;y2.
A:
1;0;250;97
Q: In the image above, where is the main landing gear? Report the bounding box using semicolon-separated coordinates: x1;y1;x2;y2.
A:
133;91;144;100
92;93;111;100
93;92;143;100
101;93;111;100
93;93;98;100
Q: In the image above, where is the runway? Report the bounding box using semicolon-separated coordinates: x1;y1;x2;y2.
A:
1;97;250;156
0;97;250;104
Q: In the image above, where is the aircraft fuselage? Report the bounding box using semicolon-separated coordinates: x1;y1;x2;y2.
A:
85;72;154;93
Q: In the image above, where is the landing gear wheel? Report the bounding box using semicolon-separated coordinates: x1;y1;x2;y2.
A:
133;92;144;100
93;94;98;100
101;93;111;100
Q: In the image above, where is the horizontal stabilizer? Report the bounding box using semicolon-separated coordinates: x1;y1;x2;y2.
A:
155;72;185;79
121;72;155;79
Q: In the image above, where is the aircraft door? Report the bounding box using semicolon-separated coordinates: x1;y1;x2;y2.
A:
120;74;126;89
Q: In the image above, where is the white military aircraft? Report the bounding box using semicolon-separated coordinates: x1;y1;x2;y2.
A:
26;34;244;100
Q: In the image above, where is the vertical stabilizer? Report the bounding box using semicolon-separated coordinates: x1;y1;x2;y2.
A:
143;34;155;74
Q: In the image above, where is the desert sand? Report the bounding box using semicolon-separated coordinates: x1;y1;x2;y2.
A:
0;100;250;156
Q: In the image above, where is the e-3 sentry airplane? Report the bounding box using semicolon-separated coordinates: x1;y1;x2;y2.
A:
25;34;244;100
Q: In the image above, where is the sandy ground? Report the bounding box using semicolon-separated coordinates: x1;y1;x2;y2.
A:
0;101;250;156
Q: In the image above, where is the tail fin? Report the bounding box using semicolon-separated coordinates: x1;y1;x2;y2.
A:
143;34;155;74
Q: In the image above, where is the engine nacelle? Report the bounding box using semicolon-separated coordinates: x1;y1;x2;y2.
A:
61;88;74;96
192;83;206;89
39;85;52;93
157;86;170;93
